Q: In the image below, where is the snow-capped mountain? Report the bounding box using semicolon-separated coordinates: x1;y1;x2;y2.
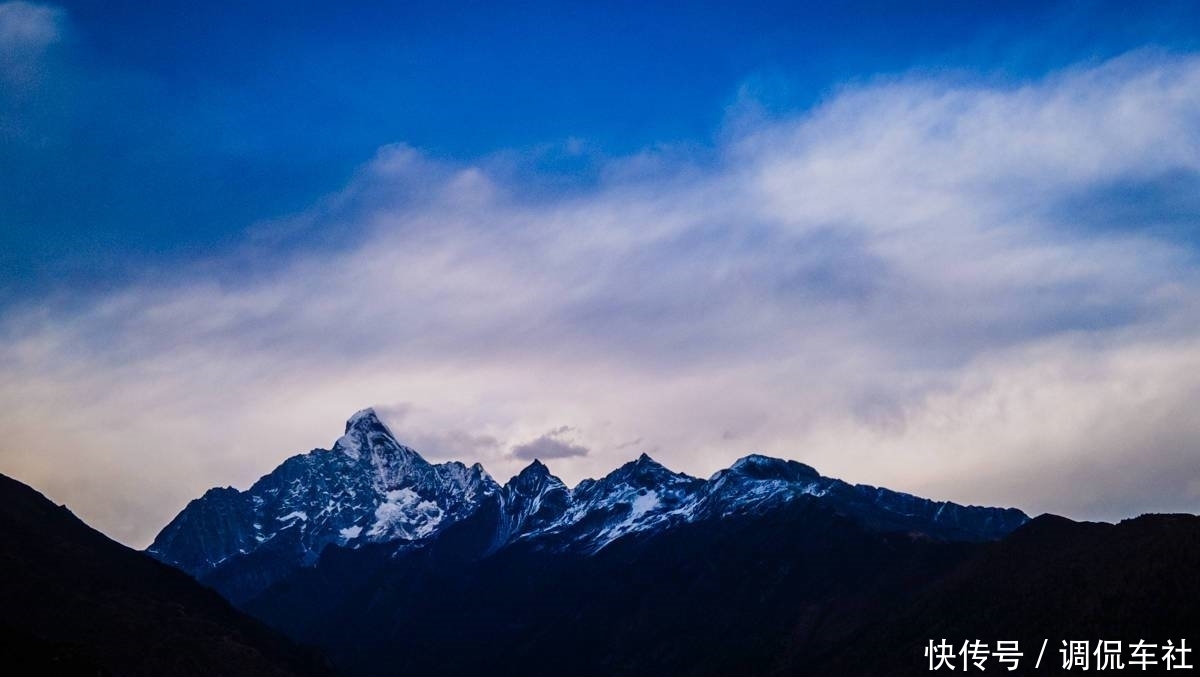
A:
149;408;1028;598
502;453;707;552
492;458;571;548
149;409;500;578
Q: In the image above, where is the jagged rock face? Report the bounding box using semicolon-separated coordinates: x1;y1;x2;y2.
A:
533;453;707;552
494;460;571;547
149;409;500;579
149;408;1028;599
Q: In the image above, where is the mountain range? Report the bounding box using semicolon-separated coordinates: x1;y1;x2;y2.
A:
148;408;1028;605
4;408;1195;677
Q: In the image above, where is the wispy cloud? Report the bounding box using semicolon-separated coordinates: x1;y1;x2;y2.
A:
3;52;1200;546
0;1;60;49
0;1;61;87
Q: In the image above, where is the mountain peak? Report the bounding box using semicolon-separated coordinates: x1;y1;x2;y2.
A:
345;407;386;433
520;458;551;476
602;452;695;489
729;454;820;482
333;407;416;463
509;459;566;495
618;453;660;473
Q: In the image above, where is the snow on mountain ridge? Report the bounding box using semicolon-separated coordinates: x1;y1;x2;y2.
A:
148;409;502;577
536;453;706;552
148;409;1030;590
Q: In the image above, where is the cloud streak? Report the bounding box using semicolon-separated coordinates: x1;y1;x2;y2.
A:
0;1;61;92
3;52;1200;546
0;2;60;50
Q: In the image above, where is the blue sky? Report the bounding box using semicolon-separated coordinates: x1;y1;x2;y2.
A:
6;0;1199;297
3;1;1200;546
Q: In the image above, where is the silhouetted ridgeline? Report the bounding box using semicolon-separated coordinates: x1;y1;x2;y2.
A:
0;473;333;677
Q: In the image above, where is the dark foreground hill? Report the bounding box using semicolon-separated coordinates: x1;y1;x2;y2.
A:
236;508;1200;677
238;507;1200;677
0;473;334;677
241;503;1200;677
815;513;1200;675
244;496;977;677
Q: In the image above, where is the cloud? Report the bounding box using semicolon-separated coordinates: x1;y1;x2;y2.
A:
0;2;60;49
0;1;61;87
3;52;1200;546
511;430;591;461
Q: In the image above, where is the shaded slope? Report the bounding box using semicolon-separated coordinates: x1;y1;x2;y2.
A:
241;504;1200;677
814;513;1200;675
246;496;975;677
0;473;334;677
